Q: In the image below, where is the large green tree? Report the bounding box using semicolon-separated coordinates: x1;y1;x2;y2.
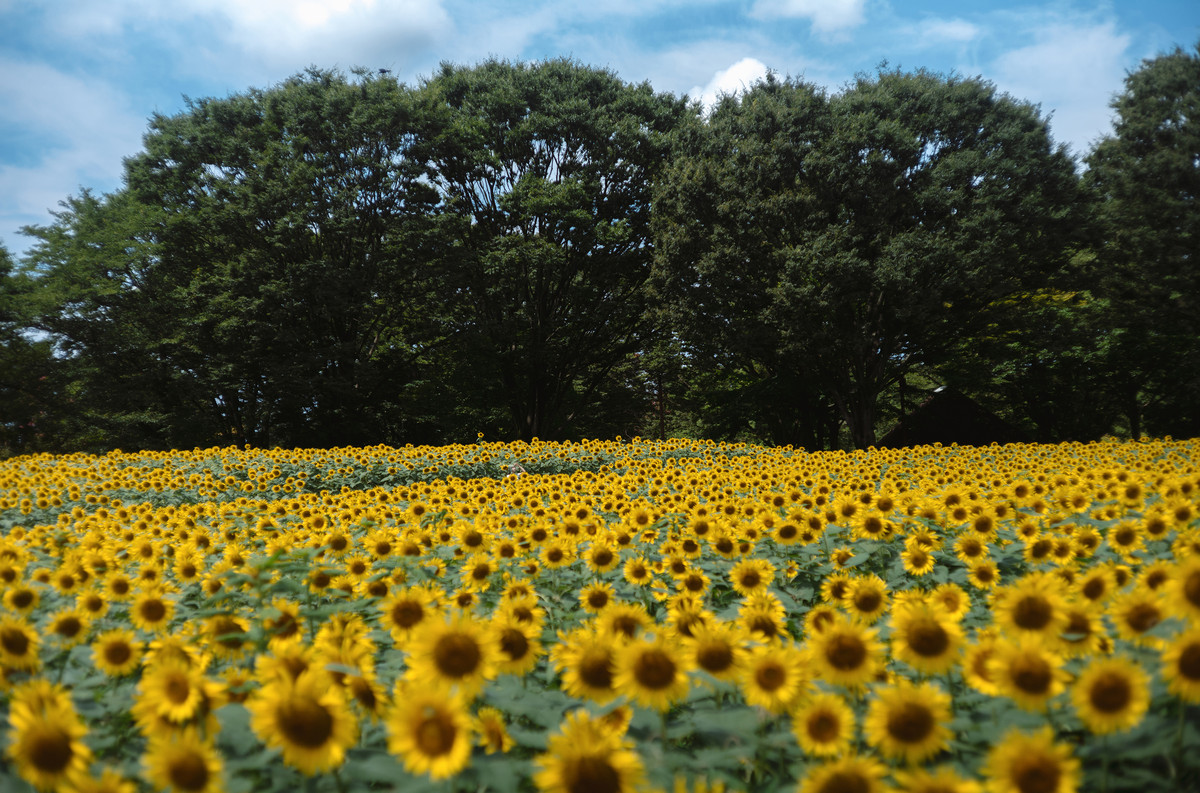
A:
1085;43;1200;438
418;59;690;440
655;69;1082;448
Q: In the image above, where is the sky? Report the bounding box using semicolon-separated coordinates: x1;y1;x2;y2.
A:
1;0;1197;260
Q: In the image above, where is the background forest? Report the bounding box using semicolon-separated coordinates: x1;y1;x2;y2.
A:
1;44;1197;455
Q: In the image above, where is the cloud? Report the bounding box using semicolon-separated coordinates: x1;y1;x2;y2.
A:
688;56;772;109
749;0;866;34
990;20;1130;157
917;18;979;46
0;58;147;255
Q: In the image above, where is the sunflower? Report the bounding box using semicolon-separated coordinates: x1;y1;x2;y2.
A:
901;542;937;577
203;614;250;661
247;669;358;775
406;610;498;697
1074;567;1115;606
797;754;889;793
685;620;747;682
1070;655;1150;735
490;615;543;677
3;584;39;615
844;575;890;624
133;658;220;731
804;604;840;637
379;586;439;646
1161;625;1200;702
966;560;1000;590
791;691;855;757
254;639;314;685
130;588;175;633
6;699;91;791
820;572;854;603
613;633;693;712
729;558;775;596
930;583;971;621
740;642;810;714
0;614;41;671
61;766;138;793
142;728;224;793
809;617;884;690
552;626;619;704
385;683;473;779
988;637;1069;712
1108;588;1167;646
890;602;963;676
992;573;1068;640
864;679;952;765
983;725;1080;793
596;602;653;642
623;556;654;586
585;541;621;574
892;765;983;793
1165;556;1200;622
473;706;515;754
533;710;646;793
92;628;143;677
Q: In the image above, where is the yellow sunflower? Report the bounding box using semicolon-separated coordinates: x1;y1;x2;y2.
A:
3;584;39;615
988;637;1069;712
992;573;1068;641
132;658;221;732
473;706;515;754
379;586;440;645
6;700;91;791
92;628;143;677
740;642;810;714
246;669;359;775
890;602;963;676
728;558;775;596
983;725;1080;793
791;691;855;757
0;614;41;671
130;588;175;633
797;754;889;793
863;679;953;765
1165;556;1200;622
613;633;693;712
892;765;983;793
406;610;499;697
809;617;885;691
142;727;224;793
844;575;890;624
684;620;747;682
61;766;138;793
551;626;619;704
490;615;543;677
533;710;646;793
1161;625;1200;702
385;683;473;779
579;581;617;614
596;602;653;642
1108;588;1167;647
1070;655;1150;735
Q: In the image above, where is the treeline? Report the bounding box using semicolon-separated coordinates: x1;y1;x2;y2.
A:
2;47;1197;454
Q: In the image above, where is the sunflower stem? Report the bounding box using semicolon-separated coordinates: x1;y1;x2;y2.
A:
1101;734;1110;793
331;767;348;793
660;710;669;747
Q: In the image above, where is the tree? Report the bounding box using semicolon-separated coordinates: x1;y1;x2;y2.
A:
418;59;691;440
655;69;1082;448
1085;42;1200;438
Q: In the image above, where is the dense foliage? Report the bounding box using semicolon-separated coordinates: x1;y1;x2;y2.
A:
2;44;1198;454
1;437;1199;792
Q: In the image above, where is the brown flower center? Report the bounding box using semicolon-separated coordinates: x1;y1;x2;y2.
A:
1089;671;1131;713
886;701;934;743
826;634;867;671
29;726;73;773
169;751;211;792
278;697;334;748
634;649;677;690
1012;596;1053;631
434;633;481;679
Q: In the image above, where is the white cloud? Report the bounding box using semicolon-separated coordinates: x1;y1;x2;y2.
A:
749;0;866;34
990;20;1130;157
918;18;979;46
688;56;772;109
0;58;147;255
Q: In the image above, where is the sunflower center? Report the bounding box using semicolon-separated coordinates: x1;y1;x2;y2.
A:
715;538;735;554
740;570;762;589
278;696;334;748
1089;672;1131;713
634;649;677;690
434;633;482;679
11;590;34;609
165;675;192;705
778;525;798;541
499;628;529;661
1081;578;1106;601
1125;603;1162;633
1178;645;1200;680
587;591;609;609
611;616;640;638
886;702;933;743
211;618;244;648
819;770;872;793
1011;656;1053;695
854;591;882;614
807;711;840;742
697;643;733;673
579;652;614;689
593;549;614;567
140;599;167;623
391;601;425;629
105;641;132;666
167;751;210;792
566;754;621;793
29;726;73;773
826;635;867;671
1012;754;1061;793
1012;596;1053;631
907;620;949;657
1184;571;1200;609
415;709;457;757
755;663;786;692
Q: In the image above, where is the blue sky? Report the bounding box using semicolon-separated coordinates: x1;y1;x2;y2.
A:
1;0;1197;259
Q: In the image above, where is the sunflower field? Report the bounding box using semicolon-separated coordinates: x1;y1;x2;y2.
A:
2;437;1200;793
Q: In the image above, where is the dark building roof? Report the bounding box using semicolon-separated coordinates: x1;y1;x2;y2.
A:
877;387;1030;448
